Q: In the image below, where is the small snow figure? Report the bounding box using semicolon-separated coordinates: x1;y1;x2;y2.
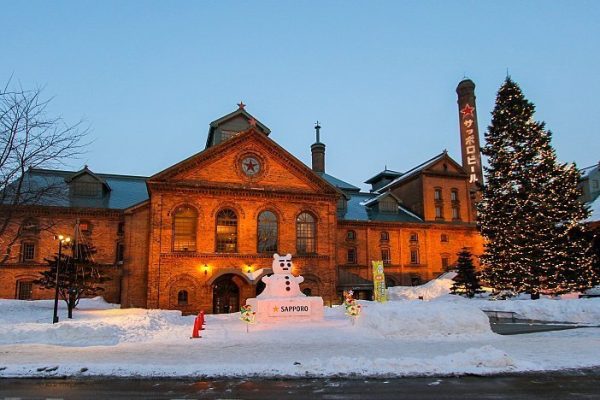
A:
343;290;362;324
257;253;305;298
240;304;256;332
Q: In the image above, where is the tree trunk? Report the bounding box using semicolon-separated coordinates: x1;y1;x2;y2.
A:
68;296;76;319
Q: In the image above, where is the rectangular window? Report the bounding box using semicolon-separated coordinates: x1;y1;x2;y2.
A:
452;206;460;220
17;281;33;300
22;242;35;262
116;243;125;264
434;188;442;200
347;248;357;264
442;257;449;270
381;249;391;264
451;190;458;201
379;197;398;213
72;181;101;197
435;206;443;219
410;249;419;264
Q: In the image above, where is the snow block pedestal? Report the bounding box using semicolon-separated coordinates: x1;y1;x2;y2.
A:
246;297;324;322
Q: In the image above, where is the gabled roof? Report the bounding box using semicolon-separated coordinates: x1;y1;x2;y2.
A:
377;151;465;192
205;107;270;149
317;172;360;192
361;191;401;208
151;127;341;196
364;168;403;184
64;166;111;191
340;192;422;223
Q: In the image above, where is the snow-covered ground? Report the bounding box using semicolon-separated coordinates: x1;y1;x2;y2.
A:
1;288;599;378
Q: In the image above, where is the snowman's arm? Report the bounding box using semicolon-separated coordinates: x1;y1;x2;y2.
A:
295;276;304;284
262;275;272;284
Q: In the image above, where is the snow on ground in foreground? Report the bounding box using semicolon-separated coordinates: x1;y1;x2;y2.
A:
0;296;599;378
389;272;600;324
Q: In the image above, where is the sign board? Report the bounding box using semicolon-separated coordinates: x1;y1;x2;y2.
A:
372;260;388;303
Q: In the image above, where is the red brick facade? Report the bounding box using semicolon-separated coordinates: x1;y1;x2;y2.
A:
0;107;483;314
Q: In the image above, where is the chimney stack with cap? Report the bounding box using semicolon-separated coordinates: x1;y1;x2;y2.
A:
311;121;325;173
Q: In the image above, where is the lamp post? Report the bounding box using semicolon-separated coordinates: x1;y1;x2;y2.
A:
52;235;71;324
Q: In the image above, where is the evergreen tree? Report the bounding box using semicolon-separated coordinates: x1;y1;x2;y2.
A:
450;248;483;298
35;244;110;318
479;77;597;298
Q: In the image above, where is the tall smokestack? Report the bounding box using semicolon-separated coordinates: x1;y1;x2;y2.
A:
456;79;483;192
311;121;325;173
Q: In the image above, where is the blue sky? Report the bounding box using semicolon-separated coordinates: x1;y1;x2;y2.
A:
2;1;599;189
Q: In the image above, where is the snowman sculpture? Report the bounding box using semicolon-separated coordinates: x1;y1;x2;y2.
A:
257;253;305;298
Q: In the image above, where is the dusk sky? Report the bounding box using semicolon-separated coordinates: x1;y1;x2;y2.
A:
3;1;599;190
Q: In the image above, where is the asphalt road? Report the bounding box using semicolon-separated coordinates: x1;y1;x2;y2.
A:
1;371;600;400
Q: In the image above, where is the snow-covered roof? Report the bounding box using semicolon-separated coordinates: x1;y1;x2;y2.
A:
587;196;600;222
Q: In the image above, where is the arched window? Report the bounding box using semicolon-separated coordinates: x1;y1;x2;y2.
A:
346;230;356;241
216;209;237;253
257;211;278;253
441;233;449;243
177;290;188;306
296;212;316;254
173;206;197;251
380;231;389;241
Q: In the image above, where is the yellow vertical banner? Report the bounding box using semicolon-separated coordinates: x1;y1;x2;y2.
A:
372;260;387;303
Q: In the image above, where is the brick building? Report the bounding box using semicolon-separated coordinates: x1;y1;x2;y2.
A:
0;80;485;312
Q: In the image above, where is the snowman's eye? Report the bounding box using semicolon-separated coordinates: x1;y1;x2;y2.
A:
287;263;291;267
280;263;284;267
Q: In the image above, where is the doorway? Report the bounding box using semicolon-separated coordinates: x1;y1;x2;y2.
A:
212;274;240;314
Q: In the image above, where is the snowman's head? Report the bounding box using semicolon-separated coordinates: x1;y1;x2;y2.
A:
272;253;293;274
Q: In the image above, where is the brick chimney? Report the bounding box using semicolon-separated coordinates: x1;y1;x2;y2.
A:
456;79;483;190
311;121;325;173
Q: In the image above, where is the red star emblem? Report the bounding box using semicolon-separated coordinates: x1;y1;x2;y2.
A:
237;101;246;110
244;160;258;172
460;103;475;118
248;117;257;127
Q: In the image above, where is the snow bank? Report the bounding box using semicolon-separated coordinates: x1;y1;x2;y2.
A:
463;297;600;324
357;300;492;337
388;272;456;300
0;297;599;378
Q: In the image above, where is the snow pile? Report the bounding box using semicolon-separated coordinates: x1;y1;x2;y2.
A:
465;297;600;324
0;296;599;378
0;298;193;346
357;300;492;337
388;271;456;300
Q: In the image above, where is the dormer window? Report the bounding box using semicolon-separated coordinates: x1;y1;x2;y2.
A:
71;181;102;197
67;167;110;199
379;196;398;213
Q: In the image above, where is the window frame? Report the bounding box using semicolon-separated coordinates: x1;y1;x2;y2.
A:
296;211;317;254
381;248;391;265
216;208;238;253
410;248;420;265
21;242;36;262
172;205;198;252
257;210;278;253
347;247;357;264
177;290;188;306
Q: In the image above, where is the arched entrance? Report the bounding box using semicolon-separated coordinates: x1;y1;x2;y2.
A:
212;274;240;314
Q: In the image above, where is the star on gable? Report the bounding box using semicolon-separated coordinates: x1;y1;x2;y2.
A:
237;101;246;110
244;160;258;172
248;117;257;127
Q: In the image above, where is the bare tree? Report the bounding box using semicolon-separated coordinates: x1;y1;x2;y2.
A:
0;81;88;264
